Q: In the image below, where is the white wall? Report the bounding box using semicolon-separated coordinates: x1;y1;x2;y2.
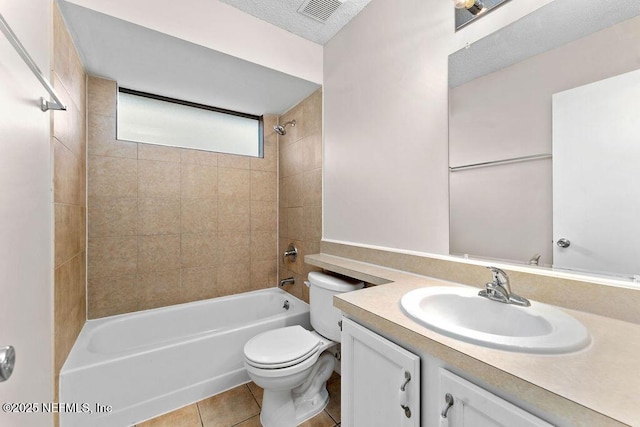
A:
322;0;555;254
65;0;323;84
0;0;53;426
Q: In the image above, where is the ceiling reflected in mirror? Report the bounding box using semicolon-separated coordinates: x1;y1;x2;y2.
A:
454;0;511;31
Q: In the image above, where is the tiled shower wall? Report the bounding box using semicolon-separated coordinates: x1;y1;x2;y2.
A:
87;77;278;318
278;89;323;302
52;4;86;400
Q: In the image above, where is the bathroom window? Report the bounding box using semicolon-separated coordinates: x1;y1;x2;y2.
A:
117;88;264;157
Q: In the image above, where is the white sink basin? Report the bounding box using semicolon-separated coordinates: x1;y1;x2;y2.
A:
400;286;590;354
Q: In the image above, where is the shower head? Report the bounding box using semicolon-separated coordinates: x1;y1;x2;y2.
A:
273;120;296;136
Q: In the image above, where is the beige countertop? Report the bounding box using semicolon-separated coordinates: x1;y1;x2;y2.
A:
307;253;640;427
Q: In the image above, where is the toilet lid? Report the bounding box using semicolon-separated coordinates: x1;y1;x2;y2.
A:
244;326;321;368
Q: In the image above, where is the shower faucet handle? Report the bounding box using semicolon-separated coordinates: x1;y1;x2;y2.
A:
282;243;298;263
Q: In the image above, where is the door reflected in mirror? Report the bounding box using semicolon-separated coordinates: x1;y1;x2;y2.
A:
448;0;640;280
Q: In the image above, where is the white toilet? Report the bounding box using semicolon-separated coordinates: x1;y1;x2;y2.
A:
243;272;364;427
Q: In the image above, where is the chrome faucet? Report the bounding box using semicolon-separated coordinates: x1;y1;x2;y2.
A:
279;277;295;287
478;267;530;307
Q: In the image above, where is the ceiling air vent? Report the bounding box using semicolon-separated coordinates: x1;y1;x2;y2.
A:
298;0;344;23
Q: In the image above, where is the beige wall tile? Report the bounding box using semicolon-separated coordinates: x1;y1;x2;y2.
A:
181;267;218;303
217;263;252;296
54;101;86;167
180;148;218;165
88;275;138;318
303;205;323;241
181;163;218;199
251;171;277;201
138;198;181;235
302;89;322;137
88;155;137;198
286;240;305;275
279;207;288;238
88;197;137;238
181;233;217;268
181;198;217;234
218;199;250;231
54;139;84;206
138;235;181;272
218;153;251;169
137;269;182;310
288;207;304;239
251;135;277;172
52;75;72;146
199;385;259;427
219;167;251;200
53;6;71;86
139;160;181;198
54;252;85;372
54;204;85;267
88;236;137;279
250;231;277;262
301;133;322;172
218;230;250;265
282;175;303;208
88;76;117;117
138;143;182;163
88;114;137;158
303;169;322;206
251;201;277;232
67;43;85;110
280;140;302;178
251;259;276;290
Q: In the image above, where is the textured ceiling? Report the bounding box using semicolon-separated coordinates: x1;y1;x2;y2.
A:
450;0;640;87
217;0;373;45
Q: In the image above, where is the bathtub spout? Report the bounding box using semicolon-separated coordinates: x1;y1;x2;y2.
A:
279;277;295;287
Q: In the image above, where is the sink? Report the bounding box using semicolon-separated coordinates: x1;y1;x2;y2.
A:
400;286;590;354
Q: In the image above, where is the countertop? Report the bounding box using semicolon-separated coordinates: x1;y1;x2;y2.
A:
307;253;640;427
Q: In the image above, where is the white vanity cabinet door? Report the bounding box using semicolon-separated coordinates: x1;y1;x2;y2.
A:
439;370;553;427
341;317;420;427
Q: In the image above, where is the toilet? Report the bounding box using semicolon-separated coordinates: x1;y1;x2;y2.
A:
243;272;364;427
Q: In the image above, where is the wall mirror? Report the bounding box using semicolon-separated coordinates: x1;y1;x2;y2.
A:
448;0;640;281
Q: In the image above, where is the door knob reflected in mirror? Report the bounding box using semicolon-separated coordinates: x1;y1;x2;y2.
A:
556;238;571;248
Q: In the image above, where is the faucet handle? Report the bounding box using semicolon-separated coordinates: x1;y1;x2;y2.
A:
487;266;509;287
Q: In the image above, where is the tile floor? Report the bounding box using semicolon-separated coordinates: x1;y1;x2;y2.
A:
137;373;341;427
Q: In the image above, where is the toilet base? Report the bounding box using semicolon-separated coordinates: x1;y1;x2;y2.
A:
258;352;335;427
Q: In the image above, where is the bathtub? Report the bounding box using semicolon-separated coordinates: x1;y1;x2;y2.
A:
59;288;310;427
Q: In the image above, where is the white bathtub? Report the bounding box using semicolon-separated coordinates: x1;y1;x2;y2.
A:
60;288;310;427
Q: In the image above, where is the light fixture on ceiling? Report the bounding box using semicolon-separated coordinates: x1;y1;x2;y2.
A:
453;0;486;16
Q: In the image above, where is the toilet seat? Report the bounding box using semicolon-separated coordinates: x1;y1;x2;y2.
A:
244;326;321;369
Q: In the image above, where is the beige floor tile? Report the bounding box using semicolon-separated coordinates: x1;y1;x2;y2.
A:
325;377;341;424
231;415;262;427
246;382;263;407
199;385;259;427
136;403;202;427
299;410;337;427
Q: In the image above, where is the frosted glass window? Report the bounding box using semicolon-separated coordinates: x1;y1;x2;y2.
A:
117;89;263;157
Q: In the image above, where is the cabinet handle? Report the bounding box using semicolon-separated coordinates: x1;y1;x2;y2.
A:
399;371;412;418
440;393;455;419
400;371;411;391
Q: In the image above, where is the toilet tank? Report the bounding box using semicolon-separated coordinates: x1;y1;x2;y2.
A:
308;272;364;342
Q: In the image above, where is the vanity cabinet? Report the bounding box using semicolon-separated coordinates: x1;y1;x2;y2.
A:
342;317;555;427
341;317;421;427
439;370;553;427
